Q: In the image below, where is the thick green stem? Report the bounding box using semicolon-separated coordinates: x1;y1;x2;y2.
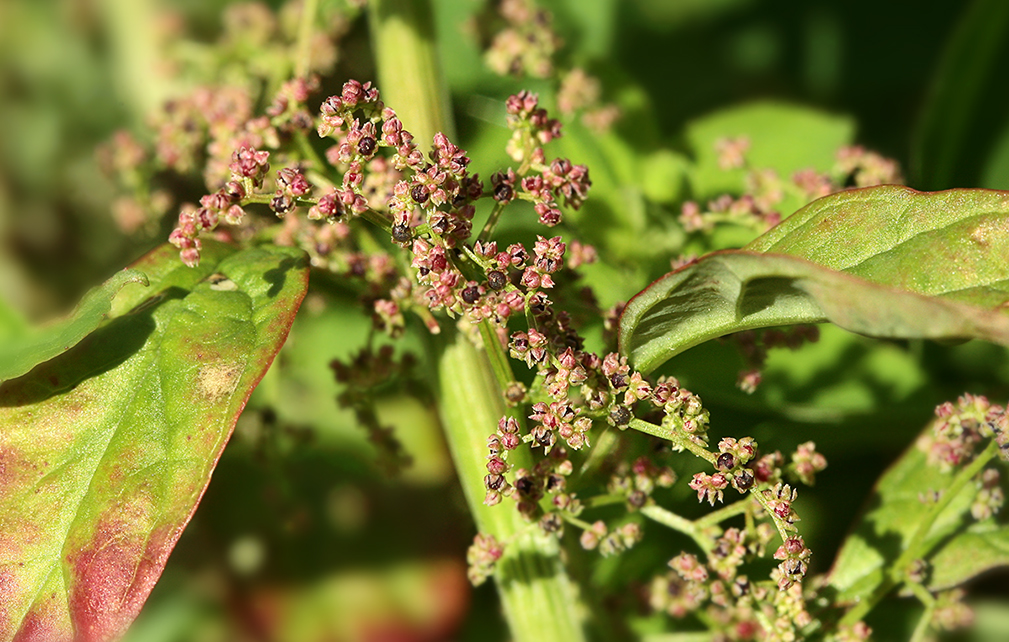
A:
369;3;585;639
368;0;455;146
294;0;320;78
437;331;587;642
99;0;169;120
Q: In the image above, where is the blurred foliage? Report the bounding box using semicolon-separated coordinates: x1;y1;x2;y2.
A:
4;0;1009;640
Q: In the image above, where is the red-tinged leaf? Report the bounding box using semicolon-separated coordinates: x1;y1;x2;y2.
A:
620;186;1009;373
0;241;309;642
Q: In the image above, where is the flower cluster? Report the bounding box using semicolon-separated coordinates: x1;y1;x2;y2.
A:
483;0;560;79
920;393;1008;470
466;533;504;586
730;326;821;394
679;139;904;235
650;525;820;639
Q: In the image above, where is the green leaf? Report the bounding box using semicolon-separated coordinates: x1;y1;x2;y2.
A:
620;186;1009;373
685;101;854;202
827;442;977;602
928;524;1009;590
0;269;149;383
0;241;309;642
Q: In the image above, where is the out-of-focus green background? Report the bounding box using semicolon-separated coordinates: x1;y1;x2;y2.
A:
4;1;1009;640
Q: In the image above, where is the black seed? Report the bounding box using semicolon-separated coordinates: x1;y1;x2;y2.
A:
461;286;480;304
515;476;536;495
487;270;506;290
493;183;513;202
411;184;429;203
391;223;411;243
609;373;628;389
716;453;736;471
734;470;754;491
419;267;430;276
357;136;376;156
270;193;294;215
485;474;505;491
609;405;631;426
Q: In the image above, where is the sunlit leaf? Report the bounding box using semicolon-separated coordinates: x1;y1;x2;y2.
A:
928;524;1009;590
620;186;1009;373
0;269;149;383
0;241;309;642
827;444;975;601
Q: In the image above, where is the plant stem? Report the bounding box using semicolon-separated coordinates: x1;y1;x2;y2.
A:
907;582;936;642
641;505;715;552
368;0;455;146
629;417;716;465
294;0;319;78
369;3;586;639
437;330;587;642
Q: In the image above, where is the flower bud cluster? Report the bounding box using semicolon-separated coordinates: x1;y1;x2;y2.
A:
169;150;260;266
921;393;1004;470
484;0;560;79
265;75;320;133
971;467;1004;520
787;441;827;486
772;536;811;590
607;457;676;511
580;521;642;557
503;91;591;226
650;524;816;636
835;145;903;187
557;68;621;133
680;138;903;238
730;326;820;394
654;377;710;443
466;533;504;586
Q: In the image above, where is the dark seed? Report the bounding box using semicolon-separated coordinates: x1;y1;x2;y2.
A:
411;184;429;203
515;476;536;495
485;474;505;491
734;470;754;491
461;286;480;304
357;136;376;156
716;453;736;471
493;182;513;202
391;223;411;243
628;490;647;509
609;405;631;426
487;270;506;290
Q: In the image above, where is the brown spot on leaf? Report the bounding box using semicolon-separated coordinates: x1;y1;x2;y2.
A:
196;363;241;401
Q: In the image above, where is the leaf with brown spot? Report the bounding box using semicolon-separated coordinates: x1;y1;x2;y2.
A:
0;241;309;642
620;186;1009;373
